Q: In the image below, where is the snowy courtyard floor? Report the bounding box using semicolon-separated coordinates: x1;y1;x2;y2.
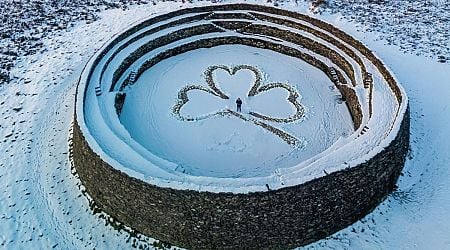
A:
119;45;353;178
1;1;450;249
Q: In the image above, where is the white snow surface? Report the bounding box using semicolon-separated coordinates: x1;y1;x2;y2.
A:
1;0;449;249
119;45;354;178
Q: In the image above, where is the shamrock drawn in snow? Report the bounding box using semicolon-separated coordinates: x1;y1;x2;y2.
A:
172;65;307;146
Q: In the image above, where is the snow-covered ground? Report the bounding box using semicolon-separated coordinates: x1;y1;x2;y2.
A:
120;45;354;178
1;0;449;249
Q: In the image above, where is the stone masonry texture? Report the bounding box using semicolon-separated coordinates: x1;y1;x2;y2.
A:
73;4;410;249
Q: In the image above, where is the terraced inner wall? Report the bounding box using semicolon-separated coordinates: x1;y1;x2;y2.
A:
73;4;410;249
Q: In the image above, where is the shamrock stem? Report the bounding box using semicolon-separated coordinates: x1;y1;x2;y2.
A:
228;110;302;147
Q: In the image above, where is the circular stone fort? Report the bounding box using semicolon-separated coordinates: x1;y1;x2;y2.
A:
72;4;409;249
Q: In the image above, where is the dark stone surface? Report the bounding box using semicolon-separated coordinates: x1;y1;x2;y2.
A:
114;92;126;115
337;85;363;129
73;4;410;249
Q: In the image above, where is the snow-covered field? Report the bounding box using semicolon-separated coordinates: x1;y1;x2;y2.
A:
1;0;449;249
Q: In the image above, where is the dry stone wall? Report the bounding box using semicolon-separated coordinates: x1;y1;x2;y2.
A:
73;4;410;249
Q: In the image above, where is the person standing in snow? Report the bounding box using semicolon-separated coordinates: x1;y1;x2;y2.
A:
236;97;242;112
